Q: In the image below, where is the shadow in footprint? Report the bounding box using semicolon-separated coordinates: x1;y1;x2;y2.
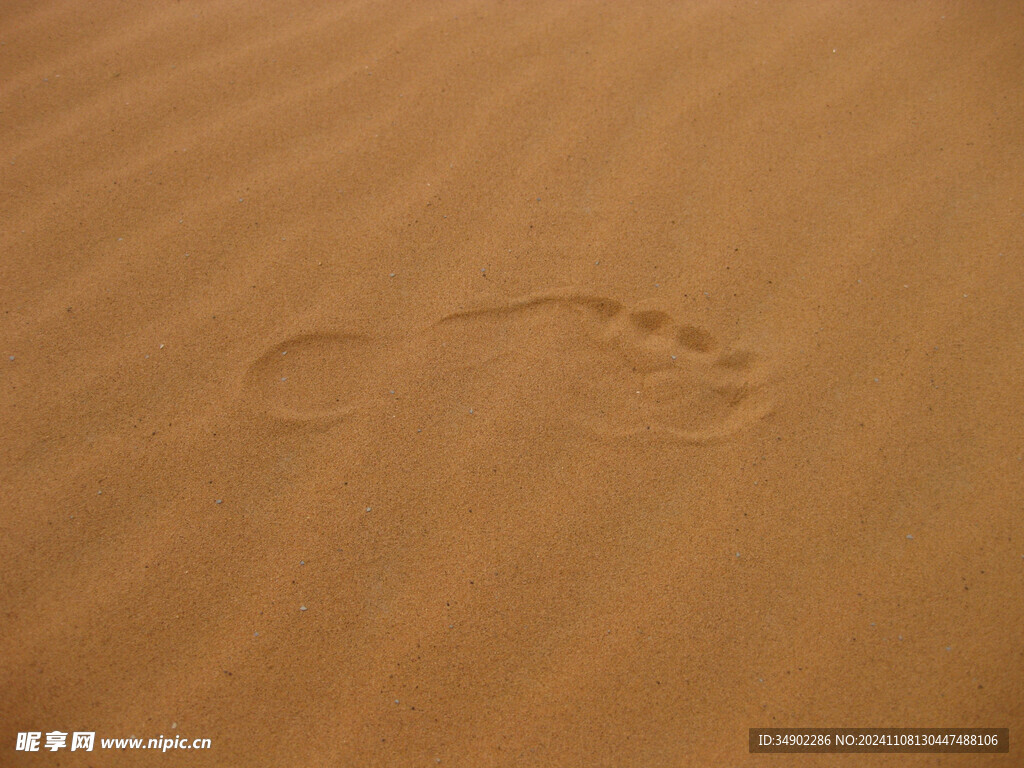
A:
243;332;384;423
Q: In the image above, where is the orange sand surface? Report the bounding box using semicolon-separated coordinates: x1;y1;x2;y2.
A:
2;2;1022;766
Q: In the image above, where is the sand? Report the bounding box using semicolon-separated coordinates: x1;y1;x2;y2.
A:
1;2;1022;765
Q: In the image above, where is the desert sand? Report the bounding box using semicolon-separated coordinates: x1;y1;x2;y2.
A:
2;1;1022;765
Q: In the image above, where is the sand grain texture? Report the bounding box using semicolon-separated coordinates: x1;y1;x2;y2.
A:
2;1;1022;766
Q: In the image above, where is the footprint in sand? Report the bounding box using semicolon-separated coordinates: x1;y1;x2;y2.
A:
241;291;772;443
